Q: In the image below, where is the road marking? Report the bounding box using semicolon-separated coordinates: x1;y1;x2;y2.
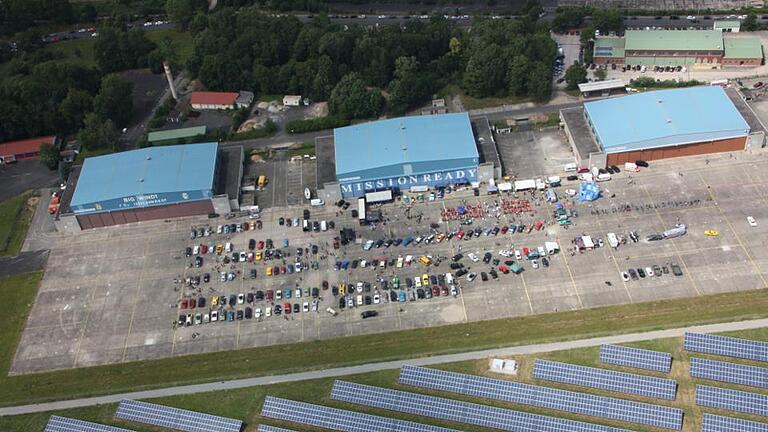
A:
121;239;150;361
557;236;585;308
641;184;702;296
698;171;767;290
518;272;534;313
589;214;633;303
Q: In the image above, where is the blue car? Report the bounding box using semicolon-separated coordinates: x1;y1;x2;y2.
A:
398;291;407;302
284;288;292;299
283;239;289;247
227;311;235;321
402;237;413;247
335;261;342;270
341;260;350;270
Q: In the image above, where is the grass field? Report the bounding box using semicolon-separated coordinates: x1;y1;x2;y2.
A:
1;282;768;410
287;142;316;158
0;192;35;257
44;28;193;68
443;84;532;111
4;326;767;432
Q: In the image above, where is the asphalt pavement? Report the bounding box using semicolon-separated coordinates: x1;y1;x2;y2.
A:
0;250;49;278
2;317;767;416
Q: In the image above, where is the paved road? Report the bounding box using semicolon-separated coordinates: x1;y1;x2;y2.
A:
2;317;767;416
0;250;48;278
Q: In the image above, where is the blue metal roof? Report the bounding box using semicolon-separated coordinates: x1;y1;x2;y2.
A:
333;113;479;180
584;86;750;153
70;143;218;210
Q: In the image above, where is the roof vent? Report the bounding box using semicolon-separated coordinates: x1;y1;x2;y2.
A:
667;119;672;123
146;155;152;160
400;123;406;130
139;178;144;182
657;99;663;103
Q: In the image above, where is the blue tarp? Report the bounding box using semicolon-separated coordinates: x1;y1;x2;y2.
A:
577;181;601;201
457;206;466;215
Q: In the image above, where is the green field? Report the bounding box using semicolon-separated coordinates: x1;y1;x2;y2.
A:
45;28;193;67
0;193;35;256
1;281;768;409
288;142;316;158
443;84;532;110
4;326;767;432
0;273;43;378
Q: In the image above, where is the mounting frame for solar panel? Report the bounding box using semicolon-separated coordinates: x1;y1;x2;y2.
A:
689;357;768;389
696;385;768;417
115;399;242;432
599;344;673;372
684;332;768;362
701;413;768;432
44;416;136;432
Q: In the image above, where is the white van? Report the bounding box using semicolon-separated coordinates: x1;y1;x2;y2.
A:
445;273;454;284
564;163;577;172
596;173;612;182
310;198;324;206
320;220;327;231
326;307;338;316
224;242;232;253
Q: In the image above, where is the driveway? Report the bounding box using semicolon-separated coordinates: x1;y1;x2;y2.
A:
0;162;58;203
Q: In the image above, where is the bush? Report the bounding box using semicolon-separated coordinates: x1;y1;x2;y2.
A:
227;119;278;141
285;116;350;134
630;77;705;88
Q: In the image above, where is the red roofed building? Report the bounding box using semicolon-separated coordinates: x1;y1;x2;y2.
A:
0;135;57;164
190;91;239;110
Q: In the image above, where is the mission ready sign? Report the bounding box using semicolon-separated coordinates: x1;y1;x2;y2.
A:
339;168;477;197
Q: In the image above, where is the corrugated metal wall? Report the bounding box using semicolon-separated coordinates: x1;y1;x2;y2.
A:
76;200;214;230
606;136;746;165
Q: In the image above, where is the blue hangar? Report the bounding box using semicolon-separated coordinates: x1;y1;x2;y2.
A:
57;143;240;231
318;113;499;199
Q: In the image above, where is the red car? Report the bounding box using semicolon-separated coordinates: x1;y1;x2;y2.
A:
535;220;543;231
180;299;189;309
322;281;329;290
522;247;530;256
266;290;274;300
283;302;291;314
257;240;264;250
432;285;440;297
200;244;208;254
441;285;449;296
501;226;509;234
498;265;510;274
456;230;465;240
189;298;196;308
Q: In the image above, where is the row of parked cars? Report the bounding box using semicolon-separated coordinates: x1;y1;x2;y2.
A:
620;263;683;281
361;223;547;252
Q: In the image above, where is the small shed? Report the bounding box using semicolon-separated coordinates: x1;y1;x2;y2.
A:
714;20;740;33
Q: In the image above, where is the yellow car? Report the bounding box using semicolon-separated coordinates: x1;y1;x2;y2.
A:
255;251;262;261
704;230;719;236
266;267;273;276
339;282;346;295
211;296;219;306
422;274;430;287
215;244;223;254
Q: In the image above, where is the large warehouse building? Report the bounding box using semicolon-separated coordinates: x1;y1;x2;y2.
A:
316;113;500;200
55;143;243;232
594;30;763;67
562;86;760;167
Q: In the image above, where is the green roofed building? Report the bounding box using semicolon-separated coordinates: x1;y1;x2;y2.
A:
147;126;207;144
594;30;762;68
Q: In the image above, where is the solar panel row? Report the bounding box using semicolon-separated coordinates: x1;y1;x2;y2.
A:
696;385;768;417
261;396;461;432
115;399;243;432
399;365;683;430
600;344;673;372
257;425;298;432
44;416;135;432
702;414;768;432
533;359;678;400
331;380;632;432
684;333;768;362
690;358;768;389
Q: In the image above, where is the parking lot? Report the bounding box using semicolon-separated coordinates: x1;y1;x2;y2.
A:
11;134;768;374
249;151;318;209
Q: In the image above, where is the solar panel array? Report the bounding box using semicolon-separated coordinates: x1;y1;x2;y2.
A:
684;333;768;362
115;399;243;432
696;385;768;417
689;358;768;389
44;416;135;432
257;426;297;432
331;380;633;432
533;359;678;400
260;396;461;432
600;344;673;372
702;414;768;432
399;365;683;430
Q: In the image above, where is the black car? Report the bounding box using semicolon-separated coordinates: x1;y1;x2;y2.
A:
450;262;463;270
393;238;402;246
635;160;649;168
361;310;378;319
336;199;345;207
311;244;318;254
246;293;254;303
285;218;292;227
365;282;372;292
203;273;210;283
567;175;579;181
185;247;192;257
430;275;438;285
637;268;646;278
293;303;300;313
250;269;257;279
670;263;683;276
342;201;350;210
244;307;253;319
517;225;524;233
194;256;203;268
455;268;468;277
312;288;319;298
248;239;256;250
406;278;413;288
255;290;264;300
278;217;285;226
332;286;339;296
198;297;206;308
351;259;358;269
417;288;425;299
274;305;282;315
364;296;372;305
480;272;488;281
489;269;498;279
483;252;492;263
375;239;384;248
610;165;620;173
389;290;398;302
473;188;480;196
303;209;310;219
384;239;393;248
312;221;320;231
339;296;346;308
236;310;244;320
178;315;186;326
266;239;273;249
628;268;638;280
229;294;237;305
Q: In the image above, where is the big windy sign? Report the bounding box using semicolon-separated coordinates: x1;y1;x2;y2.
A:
339;168;477;197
